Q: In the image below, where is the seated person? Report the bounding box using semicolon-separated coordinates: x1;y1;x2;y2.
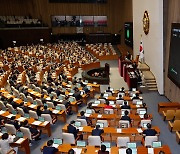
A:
120;110;131;123
8;116;21;130
73;88;82;101
68;149;75;154
126;148;132;154
82;84;90;94
8;97;22;109
132;93;140;99
117;94;123;100
121;101;131;109
43;139;58;154
23;120;41;141
143;123;157;137
105;86;112;93
67;120;79;139
119;87;125;93
37;105;42;117
104;100;113;109
92;125;104;140
42;105;52;115
98;144;109;154
79;111;87;120
62;96;72;115
99;93;107;100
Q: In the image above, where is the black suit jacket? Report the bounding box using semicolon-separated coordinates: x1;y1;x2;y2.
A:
92;128;104;136
143;129;157;136
67;124;79;139
42;109;52;115
120;115;131;123
121;105;131;109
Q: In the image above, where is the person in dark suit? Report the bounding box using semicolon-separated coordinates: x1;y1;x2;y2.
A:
42;106;52;114
37;105;42;117
132;93;140;99
23;120;41;141
8;116;21;130
73;88;82;101
143;123;157;136
117;94;123;100
8;97;22;109
92;125;104;137
120;110;131;123
43;140;58;154
121;101;131;109
98;145;109;154
126;148;132;154
99;93;107;100
67;120;79;139
105;87;112;93
68;149;75;154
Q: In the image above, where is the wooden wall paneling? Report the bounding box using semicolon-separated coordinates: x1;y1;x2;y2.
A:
164;0;180;102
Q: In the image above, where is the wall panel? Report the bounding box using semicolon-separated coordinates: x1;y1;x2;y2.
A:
164;0;180;102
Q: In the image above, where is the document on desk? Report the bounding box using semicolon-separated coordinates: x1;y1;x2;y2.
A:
6;114;14;119
17;117;26;122
52;144;59;148
46;97;51;101
117;128;122;133
97;114;102;118
148;148;154;154
78;127;83;131
42;121;49;126
52;110;59;114
92;104;98;106
137;128;143;133
28;104;36;108
0;110;6;115
136;105;140;108
72;148;82;154
13;98;19;101
15;138;25;144
84;113;90;117
32;121;42;125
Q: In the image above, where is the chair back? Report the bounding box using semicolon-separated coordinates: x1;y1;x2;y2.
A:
5;124;16;135
117;92;125;98
17;107;25;116
174;110;180;120
99;99;106;104
42;89;48;95
46;102;55;108
41;114;53;124
20;127;32;140
165;110;175;121
117;136;130;147
36;99;43;106
116;100;124;105
173;120;180;131
77;119;87;126
88;136;101;146
119;120;130;128
0;101;6;110
104;109;114;114
6;104;15;113
20;93;27;102
145;136;158;147
62;133;75;144
97;120;108;127
27;96;34;103
36;87;41;93
29;110;38;119
51;92;57;98
140;120;151;128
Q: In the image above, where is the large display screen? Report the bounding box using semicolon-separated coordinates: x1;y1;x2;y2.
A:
168;23;180;87
124;22;133;48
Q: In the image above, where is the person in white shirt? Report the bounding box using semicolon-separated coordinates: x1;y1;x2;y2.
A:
0;133;17;154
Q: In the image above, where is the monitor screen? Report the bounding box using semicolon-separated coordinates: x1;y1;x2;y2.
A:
127;142;137;148
56;106;61;111
94;100;100;104
102;142;111;148
16;132;23;138
86;109;93;114
168;23;180;88
24;113;30;119
96;122;104;128
53;138;63;145
38;116;45;122
152;141;162;148
77;140;86;147
75;121;81;127
69;97;75;102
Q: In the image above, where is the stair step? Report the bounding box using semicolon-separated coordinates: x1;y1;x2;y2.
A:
146;82;157;85
148;88;158;91
147;85;157;88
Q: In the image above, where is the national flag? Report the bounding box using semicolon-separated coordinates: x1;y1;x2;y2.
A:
139;38;144;59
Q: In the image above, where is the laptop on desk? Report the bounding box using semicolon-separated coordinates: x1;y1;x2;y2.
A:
74;121;81;128
152;141;162;148
77;140;86;147
53;138;63;145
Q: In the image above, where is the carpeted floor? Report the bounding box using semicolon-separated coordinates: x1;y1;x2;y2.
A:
20;59;180;154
